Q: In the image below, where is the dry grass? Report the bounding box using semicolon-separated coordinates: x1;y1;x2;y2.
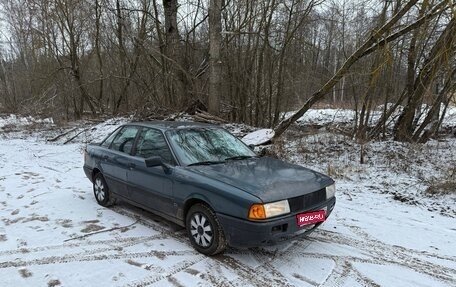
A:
425;166;456;195
425;181;456;195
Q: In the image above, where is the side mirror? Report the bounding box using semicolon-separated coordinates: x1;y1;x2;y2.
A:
145;156;172;174
145;156;163;167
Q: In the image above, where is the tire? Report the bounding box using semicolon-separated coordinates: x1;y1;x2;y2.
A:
93;173;116;207
186;204;227;255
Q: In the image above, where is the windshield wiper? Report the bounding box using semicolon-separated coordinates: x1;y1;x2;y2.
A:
187;160;225;166
224;155;257;161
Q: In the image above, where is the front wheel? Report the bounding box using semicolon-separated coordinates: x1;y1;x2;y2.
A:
186;204;226;255
93;173;116;207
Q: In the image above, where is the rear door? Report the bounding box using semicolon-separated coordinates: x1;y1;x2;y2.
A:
100;125;139;198
127;128;176;216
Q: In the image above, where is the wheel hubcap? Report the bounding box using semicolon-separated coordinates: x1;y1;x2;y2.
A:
190;213;213;247
94;178;105;202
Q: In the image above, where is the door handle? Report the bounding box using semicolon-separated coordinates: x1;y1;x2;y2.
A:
128;163;136;169
102;155;109;160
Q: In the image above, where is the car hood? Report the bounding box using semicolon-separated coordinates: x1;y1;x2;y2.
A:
187;157;333;202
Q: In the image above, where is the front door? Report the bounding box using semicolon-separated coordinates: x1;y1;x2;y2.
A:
127;128;176;217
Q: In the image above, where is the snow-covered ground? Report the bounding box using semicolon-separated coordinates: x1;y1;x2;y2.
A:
0;110;455;287
285;105;456;129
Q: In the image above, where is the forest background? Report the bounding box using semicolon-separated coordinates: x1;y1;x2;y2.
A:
0;0;455;142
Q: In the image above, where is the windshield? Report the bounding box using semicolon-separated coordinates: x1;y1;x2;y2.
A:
166;127;256;166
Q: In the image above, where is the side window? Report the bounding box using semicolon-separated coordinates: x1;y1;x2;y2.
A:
135;128;174;164
101;127;121;148
110;126;139;154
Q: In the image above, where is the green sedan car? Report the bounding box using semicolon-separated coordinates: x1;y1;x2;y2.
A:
83;122;336;255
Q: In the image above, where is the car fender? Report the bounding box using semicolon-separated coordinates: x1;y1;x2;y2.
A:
181;193;214;218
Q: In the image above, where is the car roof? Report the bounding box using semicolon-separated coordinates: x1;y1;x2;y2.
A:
127;121;220;132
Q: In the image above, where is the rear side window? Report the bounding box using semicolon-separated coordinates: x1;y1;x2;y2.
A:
110;126;139;154
101;127;121;148
135;128;174;164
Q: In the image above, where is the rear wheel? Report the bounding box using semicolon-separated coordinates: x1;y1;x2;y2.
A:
93;173;116;207
186;204;226;255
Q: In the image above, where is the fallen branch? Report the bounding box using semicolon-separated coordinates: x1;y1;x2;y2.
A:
194;110;227;123
63;128;91;144
46;127;78;142
165;112;185;121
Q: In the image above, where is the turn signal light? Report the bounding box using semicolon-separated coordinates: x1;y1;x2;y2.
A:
249;204;266;219
248;200;291;220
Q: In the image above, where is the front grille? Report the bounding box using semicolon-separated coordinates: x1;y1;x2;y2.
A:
288;188;326;212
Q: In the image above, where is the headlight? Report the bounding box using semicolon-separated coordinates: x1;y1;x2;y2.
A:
249;200;290;219
326;183;336;199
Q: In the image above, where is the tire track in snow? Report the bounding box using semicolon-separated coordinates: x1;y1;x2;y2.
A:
112;214;285;287
252;247;324;287
123;255;206;287
307;229;456;286
207;229;455;287
0;248;199;269
320;259;352;287
214;254;295;287
344;225;455;262
111;207;188;243
207;246;314;287
226;244;333;287
0;205;190;269
0;235;159;257
251;257;298;287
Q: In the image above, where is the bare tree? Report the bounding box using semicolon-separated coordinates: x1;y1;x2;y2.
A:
394;16;456;141
271;0;448;139
0;0;454;136
53;0;96;118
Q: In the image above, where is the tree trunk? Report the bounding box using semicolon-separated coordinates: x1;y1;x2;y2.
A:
413;67;456;141
208;0;222;114
394;17;455;141
163;0;185;107
95;0;104;111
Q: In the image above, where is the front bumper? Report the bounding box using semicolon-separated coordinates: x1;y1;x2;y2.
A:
217;196;336;248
